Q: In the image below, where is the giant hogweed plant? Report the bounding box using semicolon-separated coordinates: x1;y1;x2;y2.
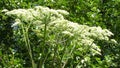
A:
5;6;117;68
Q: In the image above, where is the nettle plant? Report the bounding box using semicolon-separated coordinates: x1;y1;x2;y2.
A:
5;6;117;68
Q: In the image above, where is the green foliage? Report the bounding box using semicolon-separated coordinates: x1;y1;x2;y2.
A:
0;0;120;68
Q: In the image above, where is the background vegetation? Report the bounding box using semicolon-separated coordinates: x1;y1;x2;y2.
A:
0;0;120;68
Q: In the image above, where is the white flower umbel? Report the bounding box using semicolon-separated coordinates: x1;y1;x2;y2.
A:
6;6;117;56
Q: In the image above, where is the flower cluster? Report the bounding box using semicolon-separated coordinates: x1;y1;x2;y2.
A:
5;6;116;56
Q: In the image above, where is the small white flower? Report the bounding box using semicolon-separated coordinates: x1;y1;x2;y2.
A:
62;31;74;36
104;29;114;36
2;9;8;12
111;39;117;43
67;22;79;31
11;19;21;27
81;59;85;63
57;10;69;15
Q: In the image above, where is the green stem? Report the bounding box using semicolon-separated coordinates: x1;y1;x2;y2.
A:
37;14;51;68
62;44;76;68
21;24;35;68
